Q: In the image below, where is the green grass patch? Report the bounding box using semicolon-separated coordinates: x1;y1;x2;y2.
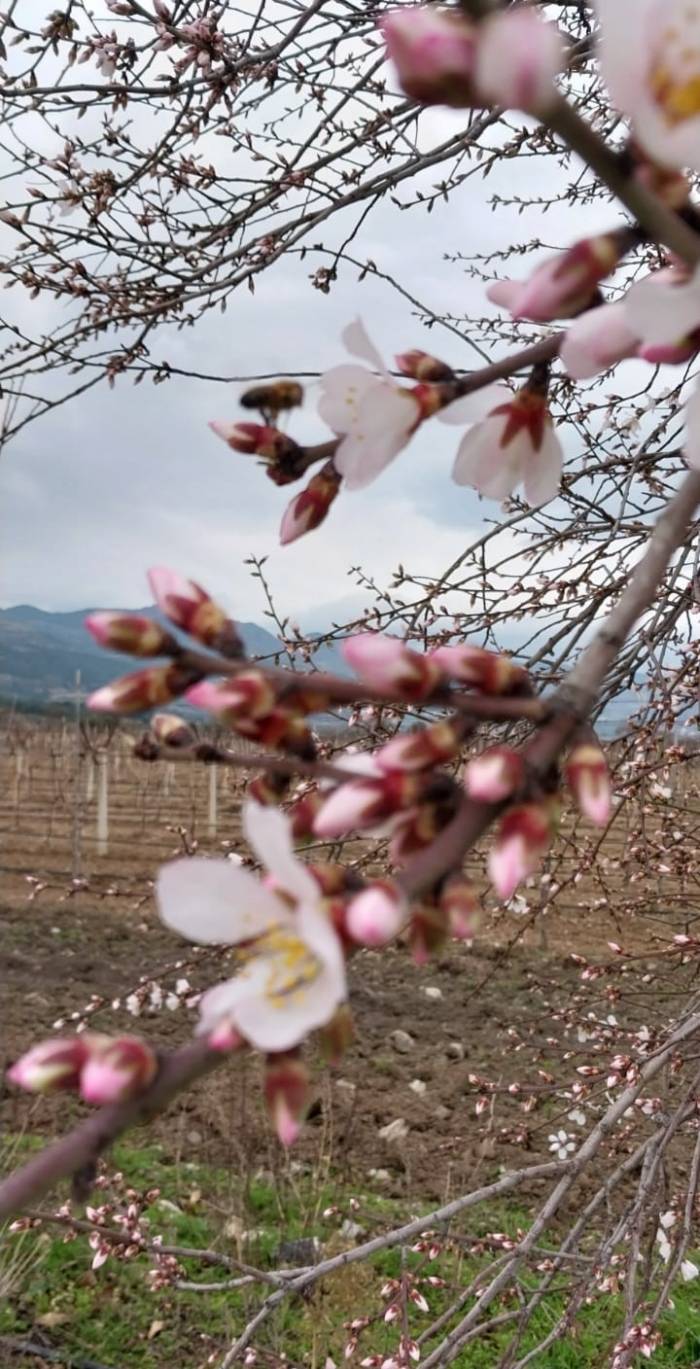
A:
2;1139;700;1367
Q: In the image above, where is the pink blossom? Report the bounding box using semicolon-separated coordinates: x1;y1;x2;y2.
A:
475;7;565;113
157;803;347;1053
465;746;524;803
488;235;623;324
430;643;529;695
565;743;613;827
381;8;477;108
488;803;553;899
559;304;640;379
80;1037;158;1105
280;465;341;544
313;773;418;839
345;883;405;947
186;672;275;721
85;611;172;658
147;566;233;649
319;320;424;489
595;0;700;172
440;385;562;506
342;633;443;698
8;1037;90;1094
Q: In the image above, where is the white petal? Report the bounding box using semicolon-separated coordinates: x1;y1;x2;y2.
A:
452;416;523;499
438;384;508;426
234;964;344;1052
684;384;700;469
522;426;562;506
298;900;347;991
594;0;653;112
243;801;318;905
625;271;700;347
156;857;282;944
318;365;379;435
342;318;387;376
681;1259;699;1282
335;385;418;490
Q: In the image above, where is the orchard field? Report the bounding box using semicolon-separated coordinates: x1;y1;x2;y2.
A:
3;715;700;1367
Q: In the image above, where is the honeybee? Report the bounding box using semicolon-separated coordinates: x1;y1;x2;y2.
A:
240;380;304;424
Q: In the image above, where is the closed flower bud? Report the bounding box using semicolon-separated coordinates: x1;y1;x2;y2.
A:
343;633;443;700
488;802;554;900
187;672;277;722
377;719;464;772
85;611;175;658
147;566;242;655
79;1036;158;1105
280;463;341;544
238;708;315;759
439;875;479;940
464;746;524;803
8;1036;90;1094
381;7;478;108
430;643;530;695
150;712;196;748
565;742;612;827
345;881;406;947
264;1052;311;1147
475;6;565;115
88;663;200;714
313;772;421;839
316;1004;354;1065
210;421;307;485
395;349;455;382
208;1019;245;1052
488;231;633;325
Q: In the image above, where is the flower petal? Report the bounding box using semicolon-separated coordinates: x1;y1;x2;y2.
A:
156;857;282;944
318;365;379;434
243;801;318;905
342;318;387;375
522;427;562;506
625;270;700;348
335;385;419;490
594;0;653;111
438;384;508;425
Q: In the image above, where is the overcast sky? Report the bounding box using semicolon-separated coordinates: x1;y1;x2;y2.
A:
0;88;622;632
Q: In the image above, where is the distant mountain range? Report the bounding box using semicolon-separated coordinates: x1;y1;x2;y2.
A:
0;604;341;704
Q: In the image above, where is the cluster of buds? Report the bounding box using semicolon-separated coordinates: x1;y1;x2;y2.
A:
210;418;309;486
187;675;316;759
86;567;243;714
8;1033;158;1106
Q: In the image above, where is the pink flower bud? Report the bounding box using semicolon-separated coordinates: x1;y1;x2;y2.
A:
488;233;629;325
150;712;196;748
565;742;612;827
8;1036;90;1094
264;1052;310;1147
488;802;553;900
88;663;199;714
313;773;420;839
186;671;276;722
345;882;405;947
280;464;341;544
431;644;529;695
210;422;305;485
395;349;455;382
475;7;565;114
464;746;524;803
376;719;463;772
638;334;700;365
147;566;240;653
381;7;477;108
208;1019;245;1052
79;1037;158;1105
342;633;443;700
85;612;174;658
